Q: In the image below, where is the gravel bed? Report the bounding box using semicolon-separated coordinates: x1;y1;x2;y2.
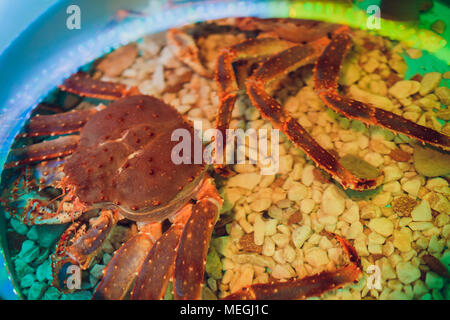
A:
2;25;449;300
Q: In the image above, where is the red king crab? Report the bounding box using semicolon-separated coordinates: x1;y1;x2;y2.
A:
2;17;448;300
168;17;449;189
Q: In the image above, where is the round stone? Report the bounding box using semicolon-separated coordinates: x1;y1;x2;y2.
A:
396;262;421;284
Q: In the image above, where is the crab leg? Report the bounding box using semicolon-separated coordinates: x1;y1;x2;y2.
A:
216;38;299;97
214;38;298;173
93;222;162;300
34;159;65;186
245;42;327;125
215;38;297;135
283;118;380;190
21;107;102;138
172;198;220;299
243;41;381;190
315;31;450;150
174;178;223;299
130;178;222;300
18;196;84;225
59;71;137;100
224;234;362;300
130;203;193;300
5;135;80;169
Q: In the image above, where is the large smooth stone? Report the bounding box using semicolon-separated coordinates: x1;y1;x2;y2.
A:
413;144;450;177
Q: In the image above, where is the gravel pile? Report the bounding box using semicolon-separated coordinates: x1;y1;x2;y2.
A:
3;26;449;300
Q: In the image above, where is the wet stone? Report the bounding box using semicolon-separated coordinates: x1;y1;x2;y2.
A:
3;210;11;220
10;219;28;235
419;72;442;96
389;80;420;99
36;259;52;282
419;293;432;300
425;272;444;290
392;196;417;216
28;282;48;300
42;287;61;300
20;274;36;288
413;144;450;177
206;248;223;280
392;230;412;252
36;224;68;248
90;264;105;280
411;200;432;222
292;225;312;249
227;173;261;191
435;86;450;105
61;290;93;300
34;248;50;265
89;275;100;289
17;240;40;264
14;259;34;279
102;253;112;265
396;262;421;284
340;154;380;180
368;218;394;237
26;226;39;241
321;185;346;216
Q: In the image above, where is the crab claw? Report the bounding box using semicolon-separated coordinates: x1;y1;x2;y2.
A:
51;210;119;292
65;210;120;269
52;255;79;293
1;167;84;225
52;221;87;292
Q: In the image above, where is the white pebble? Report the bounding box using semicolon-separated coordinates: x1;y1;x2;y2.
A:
292;225;312;249
301;165;315;186
368;218;394;237
304;248;329;267
411;200;432;222
253;215;265;246
288;183;308;202
300;199;315;214
321;185;346;216
396;262;421;284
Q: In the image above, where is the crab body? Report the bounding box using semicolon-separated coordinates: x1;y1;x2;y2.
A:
62;95;205;222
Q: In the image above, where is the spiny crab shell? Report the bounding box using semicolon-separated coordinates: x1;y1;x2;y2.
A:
62;95;205;222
